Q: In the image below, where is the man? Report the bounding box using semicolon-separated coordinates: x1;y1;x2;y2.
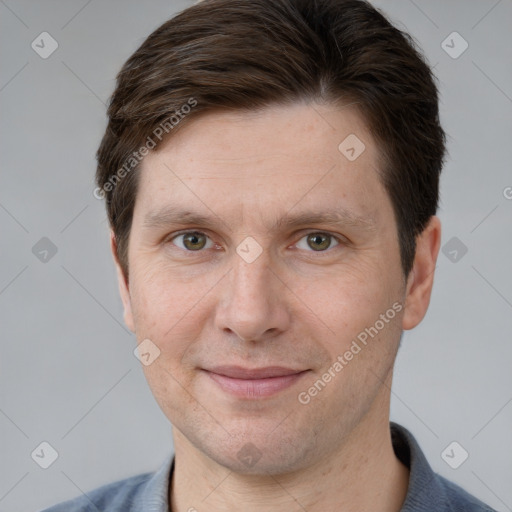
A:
43;0;496;510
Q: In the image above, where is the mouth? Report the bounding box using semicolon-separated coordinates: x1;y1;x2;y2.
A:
201;366;310;399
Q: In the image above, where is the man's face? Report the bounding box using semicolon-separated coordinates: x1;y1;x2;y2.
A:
117;103;410;473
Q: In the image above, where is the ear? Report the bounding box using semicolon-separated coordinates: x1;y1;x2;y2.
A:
110;231;135;333
402;216;441;331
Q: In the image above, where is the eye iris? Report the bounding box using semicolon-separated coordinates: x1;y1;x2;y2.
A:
183;232;206;250
307;233;330;251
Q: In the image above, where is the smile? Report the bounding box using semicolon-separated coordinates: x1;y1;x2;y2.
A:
202;366;310;399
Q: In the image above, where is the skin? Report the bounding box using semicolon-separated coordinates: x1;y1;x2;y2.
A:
111;102;441;511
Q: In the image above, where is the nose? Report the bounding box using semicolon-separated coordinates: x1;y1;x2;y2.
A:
214;247;291;343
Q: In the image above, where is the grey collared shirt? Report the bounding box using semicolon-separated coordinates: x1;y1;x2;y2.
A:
40;423;496;511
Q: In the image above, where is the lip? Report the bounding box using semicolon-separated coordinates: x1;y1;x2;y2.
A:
202;366;309;399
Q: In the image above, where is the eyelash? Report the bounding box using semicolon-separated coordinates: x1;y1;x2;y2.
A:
166;230;343;255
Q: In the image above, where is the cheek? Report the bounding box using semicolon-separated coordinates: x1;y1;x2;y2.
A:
129;264;207;360
292;260;398;344
130;268;207;418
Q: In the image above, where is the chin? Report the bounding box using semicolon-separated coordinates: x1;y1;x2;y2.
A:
190;423;321;476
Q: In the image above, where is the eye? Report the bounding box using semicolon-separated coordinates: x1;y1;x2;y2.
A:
167;231;341;254
296;232;340;252
170;231;214;251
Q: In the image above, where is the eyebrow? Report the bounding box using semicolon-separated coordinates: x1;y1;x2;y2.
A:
143;205;377;233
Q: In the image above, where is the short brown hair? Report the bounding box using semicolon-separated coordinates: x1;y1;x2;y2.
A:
96;0;447;278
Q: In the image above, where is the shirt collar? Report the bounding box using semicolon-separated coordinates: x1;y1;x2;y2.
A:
138;453;174;512
391;422;451;511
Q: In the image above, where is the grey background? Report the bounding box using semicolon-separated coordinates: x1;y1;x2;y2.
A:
0;1;511;511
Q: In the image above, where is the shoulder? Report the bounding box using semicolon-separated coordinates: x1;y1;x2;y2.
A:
437;474;498;512
38;471;153;512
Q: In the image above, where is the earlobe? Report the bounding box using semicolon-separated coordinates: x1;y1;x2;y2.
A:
110;231;135;333
402;216;441;331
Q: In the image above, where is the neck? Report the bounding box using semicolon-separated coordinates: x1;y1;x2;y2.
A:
170;409;409;512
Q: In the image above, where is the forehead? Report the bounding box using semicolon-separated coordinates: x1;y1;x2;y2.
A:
151;102;375;170
134;102;388;223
